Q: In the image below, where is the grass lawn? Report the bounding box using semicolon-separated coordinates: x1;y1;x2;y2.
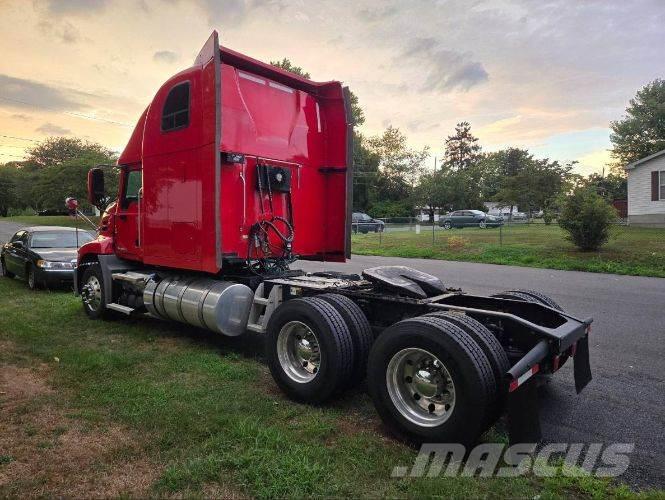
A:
353;224;665;278
0;278;652;498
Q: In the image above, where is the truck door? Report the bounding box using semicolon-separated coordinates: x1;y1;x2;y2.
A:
114;166;142;261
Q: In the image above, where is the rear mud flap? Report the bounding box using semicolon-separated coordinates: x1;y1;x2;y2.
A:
507;380;541;445
573;334;592;394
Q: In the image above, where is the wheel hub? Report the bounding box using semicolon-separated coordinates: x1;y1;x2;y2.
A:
82;275;102;311
386;348;456;427
277;321;321;383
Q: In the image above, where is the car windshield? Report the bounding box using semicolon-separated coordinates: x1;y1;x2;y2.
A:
30;231;94;248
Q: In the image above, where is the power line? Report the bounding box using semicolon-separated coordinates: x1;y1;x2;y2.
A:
0;143;29;149
0;152;28;159
0;134;38;142
0;96;133;127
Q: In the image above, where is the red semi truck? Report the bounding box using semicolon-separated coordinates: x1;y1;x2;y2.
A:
77;32;592;445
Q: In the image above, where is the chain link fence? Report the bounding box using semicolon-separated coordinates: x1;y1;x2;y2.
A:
352;216;629;250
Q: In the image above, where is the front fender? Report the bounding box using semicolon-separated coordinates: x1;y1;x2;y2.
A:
77;235;114;265
74;236;114;295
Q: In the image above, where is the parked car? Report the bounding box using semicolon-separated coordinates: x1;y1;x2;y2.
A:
1;226;94;289
439;210;503;229
511;212;528;221
38;209;69;216
351;212;385;233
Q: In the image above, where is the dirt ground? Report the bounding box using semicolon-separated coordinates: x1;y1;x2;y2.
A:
0;348;161;498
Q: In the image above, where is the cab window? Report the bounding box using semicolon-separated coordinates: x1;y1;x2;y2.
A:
121;170;142;209
161;82;190;132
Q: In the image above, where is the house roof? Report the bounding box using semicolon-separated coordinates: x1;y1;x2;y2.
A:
624;148;665;171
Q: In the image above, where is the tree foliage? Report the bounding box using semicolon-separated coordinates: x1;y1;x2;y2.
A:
26;137;115;169
0;137;117;213
558;187;617;251
610;79;665;171
443;122;482;171
584;173;627;200
367;126;429;204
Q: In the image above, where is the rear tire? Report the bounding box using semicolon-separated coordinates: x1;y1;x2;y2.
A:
266;297;355;404
425;311;509;429
0;258;14;278
492;289;562;311
319;293;373;389
367;315;496;446
81;264;109;319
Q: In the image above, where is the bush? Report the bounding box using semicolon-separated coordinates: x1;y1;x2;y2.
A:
558;188;617;251
542;210;554;225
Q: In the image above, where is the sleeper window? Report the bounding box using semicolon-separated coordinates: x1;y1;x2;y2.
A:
161;82;190;132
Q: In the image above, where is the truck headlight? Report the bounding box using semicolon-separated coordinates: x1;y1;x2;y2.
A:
36;260;74;270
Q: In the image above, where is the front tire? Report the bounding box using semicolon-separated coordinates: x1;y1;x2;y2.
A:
442;221;452;230
81;264;109;319
27;264;40;290
479;220;487;229
266;297;355;403
367;315;496;446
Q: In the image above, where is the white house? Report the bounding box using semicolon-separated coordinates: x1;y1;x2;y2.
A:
625;149;665;227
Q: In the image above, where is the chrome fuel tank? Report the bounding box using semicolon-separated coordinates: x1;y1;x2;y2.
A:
144;276;253;336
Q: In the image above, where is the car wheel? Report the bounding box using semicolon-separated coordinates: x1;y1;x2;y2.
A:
442;221;452;230
479;220;487;229
0;258;14;279
81;264;110;319
367;315;496;446
26;264;40;290
267;297;355;403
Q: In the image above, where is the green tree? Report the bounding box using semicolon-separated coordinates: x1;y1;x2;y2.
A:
584;172;628;200
558;187;617;251
492;148;533;216
26;137;114;169
610;79;665;172
352;132;379;211
443;122;482;171
270;58;311;78
367;126;429;207
0;167;17;217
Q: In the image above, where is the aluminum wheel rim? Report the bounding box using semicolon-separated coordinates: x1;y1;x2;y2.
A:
82;275;102;311
28;267;35;288
479;221;487;228
277;321;321;383
386;348;456;427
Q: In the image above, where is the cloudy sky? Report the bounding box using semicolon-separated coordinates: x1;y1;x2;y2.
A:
1;0;663;174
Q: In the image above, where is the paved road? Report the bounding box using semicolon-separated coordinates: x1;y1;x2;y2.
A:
1;220;663;488
297;255;665;489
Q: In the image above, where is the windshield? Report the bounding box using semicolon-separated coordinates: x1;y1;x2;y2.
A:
30;231;94;248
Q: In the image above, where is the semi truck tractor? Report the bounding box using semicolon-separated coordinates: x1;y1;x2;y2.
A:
76;32;592;445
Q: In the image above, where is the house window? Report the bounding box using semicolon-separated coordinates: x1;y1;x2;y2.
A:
161;82;190;132
661;171;665;200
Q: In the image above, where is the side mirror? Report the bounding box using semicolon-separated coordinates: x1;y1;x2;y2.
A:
13;241;24;249
87;168;106;210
